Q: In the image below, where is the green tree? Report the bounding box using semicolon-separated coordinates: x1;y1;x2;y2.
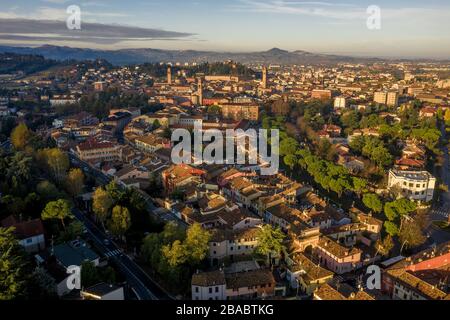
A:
184;223;211;265
105;181;125;203
254;225;285;265
280;137;299;156
108;205;131;237
10;123;31;150
36;180;62;200
0;227;29;300
283;154;298;170
41;199;73;229
29;267;57;298
36;148;69;183
65;168;84;197
80;261;100;288
362;193;383;213
162;240;187;267
384;221;399;237
384;199;417;221
93;187;114;224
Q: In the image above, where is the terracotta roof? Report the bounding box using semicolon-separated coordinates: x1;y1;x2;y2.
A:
1;215;44;239
77;138;115;151
314;283;346;300
291;253;334;281
318;236;362;258
225;269;275;289
192;270;226;287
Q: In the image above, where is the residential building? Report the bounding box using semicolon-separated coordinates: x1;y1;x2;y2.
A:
316;237;362;274
1;215;45;253
75;139;122;164
388;169;436;202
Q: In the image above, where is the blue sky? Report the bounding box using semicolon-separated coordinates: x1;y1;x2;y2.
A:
0;0;449;58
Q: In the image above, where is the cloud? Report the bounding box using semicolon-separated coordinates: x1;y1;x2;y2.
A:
232;0;450;21
0;18;194;46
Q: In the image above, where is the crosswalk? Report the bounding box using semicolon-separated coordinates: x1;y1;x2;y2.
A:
432;205;450;219
104;249;122;257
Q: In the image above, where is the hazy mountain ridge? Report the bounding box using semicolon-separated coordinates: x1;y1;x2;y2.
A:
0;45;441;66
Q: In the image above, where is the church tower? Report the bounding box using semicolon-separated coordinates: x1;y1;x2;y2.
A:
167;66;172;85
198;77;203;105
261;66;268;89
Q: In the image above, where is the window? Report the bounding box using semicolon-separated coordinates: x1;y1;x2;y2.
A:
209;288;212;294
195;287;199;293
215;287;219;293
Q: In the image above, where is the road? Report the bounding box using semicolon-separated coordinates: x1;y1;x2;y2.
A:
69;152;187;227
68;152;177;300
73;208;173;300
425;123;450;246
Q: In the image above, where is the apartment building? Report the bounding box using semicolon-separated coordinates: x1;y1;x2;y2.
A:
75;139;122;164
374;91;399;107
220;103;259;121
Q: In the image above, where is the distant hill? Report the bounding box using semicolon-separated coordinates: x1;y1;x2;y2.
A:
0;52;59;75
0;45;382;66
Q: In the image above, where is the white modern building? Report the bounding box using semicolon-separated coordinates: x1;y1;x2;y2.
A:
387;169;436;202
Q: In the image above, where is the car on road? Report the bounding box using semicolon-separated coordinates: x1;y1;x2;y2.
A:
103;239;110;245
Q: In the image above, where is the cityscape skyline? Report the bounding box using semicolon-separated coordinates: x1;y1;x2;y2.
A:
0;0;449;59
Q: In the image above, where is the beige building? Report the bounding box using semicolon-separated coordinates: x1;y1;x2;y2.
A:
374;91;399;106
221;103;259;121
75;139;122;164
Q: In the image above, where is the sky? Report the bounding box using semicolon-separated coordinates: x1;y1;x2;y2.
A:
0;0;449;59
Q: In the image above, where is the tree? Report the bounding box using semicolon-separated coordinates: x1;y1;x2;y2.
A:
184;223;211;265
10;123;31;150
399;218;426;249
445;109;450;125
58;221;84;242
283;154;298;170
384;199;417;222
0;227;29;300
375;235;394;256
162;240;187;267
41;199;73;229
362;193;383;213
280;137;299;156
36;180;62;200
36;148;69;183
93;187;113;224
29;267;57;298
65;168;84;197
254;225;285;265
80;261;100;288
152;119;161;129
108;205;131;237
105;181;125;203
384;221;399;237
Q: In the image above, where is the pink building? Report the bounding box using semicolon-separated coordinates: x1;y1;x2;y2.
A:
316;237;362;274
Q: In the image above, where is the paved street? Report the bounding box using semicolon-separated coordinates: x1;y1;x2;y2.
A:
73;208;173;300
68;152;176;300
